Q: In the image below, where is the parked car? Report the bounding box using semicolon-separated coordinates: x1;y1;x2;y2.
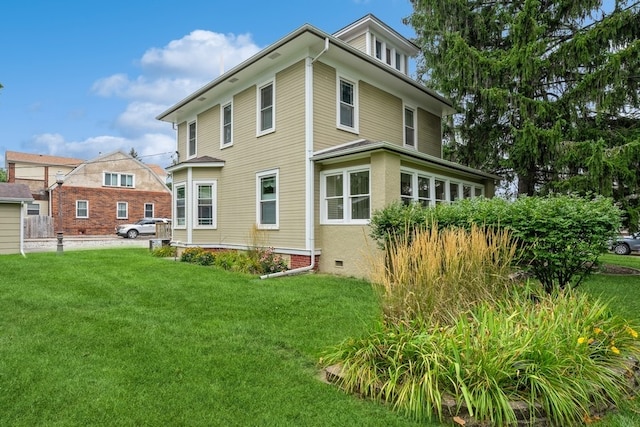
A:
115;218;171;239
610;232;640;255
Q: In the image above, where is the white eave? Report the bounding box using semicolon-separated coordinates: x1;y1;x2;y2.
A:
156;23;454;125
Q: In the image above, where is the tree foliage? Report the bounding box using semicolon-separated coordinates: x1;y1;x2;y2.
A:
0;168;6;182
407;0;640;229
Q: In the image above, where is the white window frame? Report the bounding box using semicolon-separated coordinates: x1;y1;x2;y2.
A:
187;120;197;158
26;202;40;216
257;79;275;136
403;105;417;148
400;170;432;207
336;74;359;133
174;184;186;228
256;169;279;230
401;168;485;205
320;166;371;225
76;200;89;218
144;203;154;218
103;172;135;188
221;100;233;148
193;181;217;228
117;202;128;219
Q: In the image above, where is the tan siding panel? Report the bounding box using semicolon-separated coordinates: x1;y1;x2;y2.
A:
197;105;220;155
417;108;442;157
359;81;403;145
346;33;367;53
0;204;21;254
317;225;379;279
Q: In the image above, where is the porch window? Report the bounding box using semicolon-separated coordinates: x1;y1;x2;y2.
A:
401;170;431;207
321;167;370;224
175;185;186;227
257;170;278;229
434;179;446;204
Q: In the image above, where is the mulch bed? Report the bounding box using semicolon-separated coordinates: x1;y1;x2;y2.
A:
599;264;640;275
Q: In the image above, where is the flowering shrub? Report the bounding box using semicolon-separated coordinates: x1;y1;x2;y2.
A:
256;247;288;274
180;247;208;263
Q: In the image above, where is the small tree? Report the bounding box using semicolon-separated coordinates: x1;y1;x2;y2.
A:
0;168;7;182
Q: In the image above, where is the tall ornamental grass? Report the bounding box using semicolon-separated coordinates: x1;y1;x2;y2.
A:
372;224;517;325
322;290;640;425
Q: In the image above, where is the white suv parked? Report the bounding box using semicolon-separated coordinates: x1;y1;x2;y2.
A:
115;218;171;239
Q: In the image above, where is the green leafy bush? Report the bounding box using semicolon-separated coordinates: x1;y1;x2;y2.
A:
214;250;259;274
370;195;622;292
180;247;207;263
322;289;640;426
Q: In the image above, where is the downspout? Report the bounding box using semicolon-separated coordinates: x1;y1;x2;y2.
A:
20;201;26;257
261;39;329;279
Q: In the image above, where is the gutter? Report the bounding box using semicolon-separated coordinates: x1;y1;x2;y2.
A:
261;44;328;280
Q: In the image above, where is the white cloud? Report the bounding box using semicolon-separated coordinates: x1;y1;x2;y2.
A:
31;132;176;167
140;30;260;78
92;30;261;104
115;102;174;136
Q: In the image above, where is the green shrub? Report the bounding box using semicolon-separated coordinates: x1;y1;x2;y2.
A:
372;224;517;325
322;289;640;426
180;247;207;263
214;250;259;274
370;195;622;293
193;251;214;266
151;245;177;258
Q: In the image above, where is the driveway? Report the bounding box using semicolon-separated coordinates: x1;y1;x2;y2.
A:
24;235;155;253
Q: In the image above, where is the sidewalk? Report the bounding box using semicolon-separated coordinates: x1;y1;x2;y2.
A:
24;235;152;253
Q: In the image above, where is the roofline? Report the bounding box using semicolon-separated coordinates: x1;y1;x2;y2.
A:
333;13;420;53
0;197;34;203
166;161;226;173
312;141;501;181
157;23;453;122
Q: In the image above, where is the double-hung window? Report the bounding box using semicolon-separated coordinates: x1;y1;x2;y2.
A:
404;107;416;148
76;200;89;218
144;203;154;218
256;170;278;229
188;121;197;157
257;80;275;135
338;76;358;132
321;168;370;224
195;182;216;227
26;203;40;215
117;202;128;219
221;101;232;147
175;185;186;227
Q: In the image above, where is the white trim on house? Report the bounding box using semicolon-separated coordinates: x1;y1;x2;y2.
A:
256;78;276;137
256;169;279;230
336;73;359;134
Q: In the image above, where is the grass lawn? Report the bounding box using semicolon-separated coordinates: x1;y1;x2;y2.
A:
0;248;426;427
1;249;639;426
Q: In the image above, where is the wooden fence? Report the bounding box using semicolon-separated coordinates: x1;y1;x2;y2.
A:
156;223;172;240
24;215;54;238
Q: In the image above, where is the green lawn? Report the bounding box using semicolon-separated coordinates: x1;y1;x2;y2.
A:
1;249;639;426
0;249;426;426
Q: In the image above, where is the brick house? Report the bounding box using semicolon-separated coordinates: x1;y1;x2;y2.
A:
49;151;171;235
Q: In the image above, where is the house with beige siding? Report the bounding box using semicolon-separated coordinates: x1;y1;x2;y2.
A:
158;14;500;278
0;183;33;255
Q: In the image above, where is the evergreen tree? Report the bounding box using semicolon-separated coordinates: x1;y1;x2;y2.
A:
407;0;640;229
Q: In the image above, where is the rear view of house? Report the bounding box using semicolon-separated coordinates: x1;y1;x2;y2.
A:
158;14;500;278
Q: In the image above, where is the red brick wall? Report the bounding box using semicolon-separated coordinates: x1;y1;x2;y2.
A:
290;254;319;271
52;186;171;235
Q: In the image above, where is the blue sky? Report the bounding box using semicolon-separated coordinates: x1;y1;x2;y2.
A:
0;0;413;168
